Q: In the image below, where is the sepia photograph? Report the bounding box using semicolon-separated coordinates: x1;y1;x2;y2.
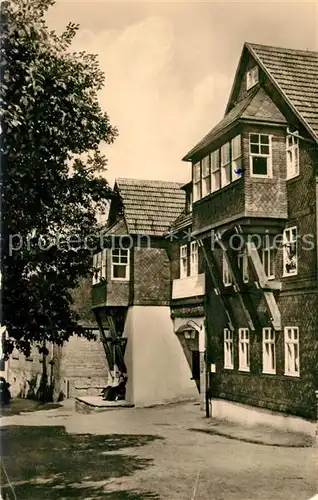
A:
0;0;317;498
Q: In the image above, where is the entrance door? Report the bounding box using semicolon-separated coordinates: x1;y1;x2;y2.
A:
191;350;200;392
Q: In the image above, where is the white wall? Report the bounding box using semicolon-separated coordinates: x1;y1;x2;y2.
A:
173;316;206;410
124;306;198;407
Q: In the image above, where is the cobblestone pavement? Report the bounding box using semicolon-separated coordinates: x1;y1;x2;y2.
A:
1;400;317;499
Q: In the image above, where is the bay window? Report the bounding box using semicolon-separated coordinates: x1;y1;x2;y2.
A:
111;248;129;280
231;135;242;181
201;156;211;197
249;134;272;177
221;142;231;187
211;149;220;192
93;249;107;285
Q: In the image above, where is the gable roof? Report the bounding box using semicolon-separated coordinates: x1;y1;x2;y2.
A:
226;42;318;140
115;178;185;236
183;87;287;160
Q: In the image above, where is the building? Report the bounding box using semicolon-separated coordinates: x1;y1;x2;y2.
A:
91;178;199;407
4;278;108;401
180;42;318;424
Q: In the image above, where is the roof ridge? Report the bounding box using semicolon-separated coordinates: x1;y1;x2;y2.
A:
246;42;318;56
116;177;184;186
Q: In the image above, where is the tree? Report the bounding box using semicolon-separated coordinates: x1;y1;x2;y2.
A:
0;0;118;356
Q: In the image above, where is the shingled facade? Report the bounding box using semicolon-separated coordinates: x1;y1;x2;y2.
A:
182;42;318;421
90;42;317;425
91;178;198;407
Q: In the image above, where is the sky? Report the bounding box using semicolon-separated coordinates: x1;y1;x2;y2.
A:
47;1;318;186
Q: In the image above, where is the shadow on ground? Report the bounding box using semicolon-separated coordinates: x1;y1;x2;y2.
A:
0;398;62;417
1;426;162;499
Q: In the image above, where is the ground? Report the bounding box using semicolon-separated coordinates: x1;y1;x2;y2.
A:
0;398;62;417
0;400;317;499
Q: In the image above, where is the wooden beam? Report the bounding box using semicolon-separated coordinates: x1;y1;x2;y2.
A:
222;248;255;331
246;241;281;331
197;239;235;331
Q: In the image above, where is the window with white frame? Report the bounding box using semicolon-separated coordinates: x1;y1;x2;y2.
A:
190;241;198;276
238;328;250;371
262;235;275;280
221;142;231;187
246;66;259;90
193;162;201;202
283;227;297;276
186;190;193;214
262;327;276;374
201;156;211;197
180;245;188;279
286;134;299;179
224;328;234;369
231;135;242;181
222;253;232;286
237;248;249;283
111;248;129;280
211;149;220;192
249;134;272;177
284;327;299;376
92;249;107;285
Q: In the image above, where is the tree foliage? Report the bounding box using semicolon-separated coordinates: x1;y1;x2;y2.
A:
0;0;118;355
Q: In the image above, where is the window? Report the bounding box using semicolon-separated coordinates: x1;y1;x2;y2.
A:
211;149;220;192
222;253;232;286
239;328;250;371
262;328;275;374
231;135;242;181
180;245;188;279
193;162;201;202
224;328;234;369
92;250;107;284
283;227;297;276
190;241;198;276
186;190;193;214
249;134;272;177
111;248;129;280
262;235;275;280
201;156;211;197
237;248;249;283
246;66;259;90
284;327;299;376
221;142;231;187
286;134;299;179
